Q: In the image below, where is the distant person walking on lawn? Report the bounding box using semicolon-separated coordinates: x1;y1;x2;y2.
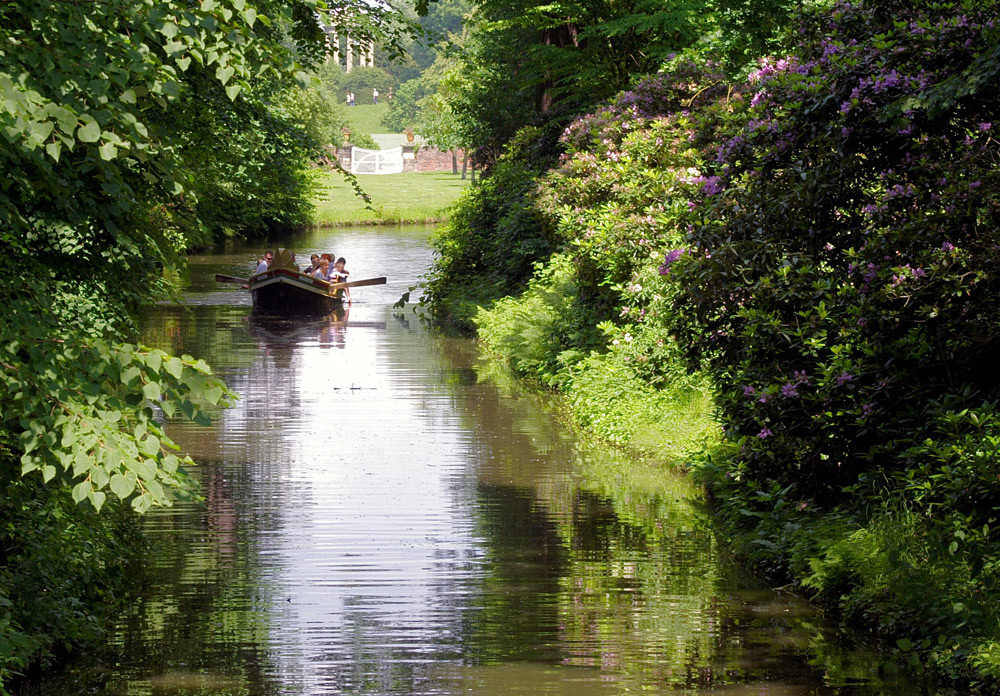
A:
372;87;378;105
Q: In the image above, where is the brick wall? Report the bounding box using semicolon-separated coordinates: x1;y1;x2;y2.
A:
327;144;468;174
415;147;466;173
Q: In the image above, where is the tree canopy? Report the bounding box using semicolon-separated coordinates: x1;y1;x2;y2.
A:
0;0;363;511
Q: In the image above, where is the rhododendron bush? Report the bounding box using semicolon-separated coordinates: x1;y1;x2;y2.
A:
660;0;1000;677
670;0;1000;495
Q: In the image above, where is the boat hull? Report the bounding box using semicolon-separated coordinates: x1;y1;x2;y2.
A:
249;268;343;315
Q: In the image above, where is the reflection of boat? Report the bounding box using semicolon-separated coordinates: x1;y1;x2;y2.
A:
248;308;350;342
247;249;387;315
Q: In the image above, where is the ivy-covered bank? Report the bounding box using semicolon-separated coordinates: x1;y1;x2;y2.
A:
422;1;1000;689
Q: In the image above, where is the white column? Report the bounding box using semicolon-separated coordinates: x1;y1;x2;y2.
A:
345;37;353;73
367;41;375;67
332;30;339;66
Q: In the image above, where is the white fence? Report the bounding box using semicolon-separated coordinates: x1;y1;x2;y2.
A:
351;146;404;175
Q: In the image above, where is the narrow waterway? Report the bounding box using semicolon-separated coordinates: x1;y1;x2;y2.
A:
29;225;926;695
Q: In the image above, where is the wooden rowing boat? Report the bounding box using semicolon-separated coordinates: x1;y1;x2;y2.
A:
219;248;387;315
249;265;343;314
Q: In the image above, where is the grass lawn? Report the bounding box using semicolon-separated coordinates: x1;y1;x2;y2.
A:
311;170;471;226
344;104;389;138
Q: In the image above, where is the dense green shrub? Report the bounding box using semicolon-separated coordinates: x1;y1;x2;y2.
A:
472;58;722;456
422;123;564;328
384;77;435;132
431;0;1000;684
0;444;143;690
667;0;1000;511
654;0;1000;681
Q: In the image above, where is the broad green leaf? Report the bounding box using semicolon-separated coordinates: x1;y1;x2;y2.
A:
45;141;61;162
176;56;192;72
130;457;157;479
90;490;107;511
72;479;92;503
91;466;110;490
140;434;160;456
165;357;184;380
99;409;122;423
73;449;91;476
132;493;153;514
142;381;161;401
122;365;141;385
242;8;256;27
204;385;223;405
162;454;180;473
216;65;235;84
77;116;101;143
110;472;137;499
225;84;241;100
145;351;162;372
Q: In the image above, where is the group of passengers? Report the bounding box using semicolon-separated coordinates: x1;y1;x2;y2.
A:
253;250;352;302
303;253;350;284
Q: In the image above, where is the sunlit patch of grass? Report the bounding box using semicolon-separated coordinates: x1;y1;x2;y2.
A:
311;170;471;226
343;103;389;138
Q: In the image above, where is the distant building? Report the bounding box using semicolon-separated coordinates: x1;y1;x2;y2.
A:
322;24;375;72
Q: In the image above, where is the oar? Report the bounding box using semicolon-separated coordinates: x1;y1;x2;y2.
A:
328;276;387;290
215;274;250;285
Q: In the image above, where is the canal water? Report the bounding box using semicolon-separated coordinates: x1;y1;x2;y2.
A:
29;226;928;695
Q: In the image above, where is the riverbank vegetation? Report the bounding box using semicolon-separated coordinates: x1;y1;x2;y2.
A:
420;0;1000;688
0;0;419;689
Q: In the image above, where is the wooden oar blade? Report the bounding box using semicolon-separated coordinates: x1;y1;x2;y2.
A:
329;276;387;290
216;274;250;285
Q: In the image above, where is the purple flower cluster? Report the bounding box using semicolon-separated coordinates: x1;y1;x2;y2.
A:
658;248;688;275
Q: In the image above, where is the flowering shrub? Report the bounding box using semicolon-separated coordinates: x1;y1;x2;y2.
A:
658;0;1000;679
669;0;1000;498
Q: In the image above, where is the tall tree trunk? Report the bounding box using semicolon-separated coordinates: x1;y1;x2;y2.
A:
461;153;468;180
452;150;458;174
535;23;580;113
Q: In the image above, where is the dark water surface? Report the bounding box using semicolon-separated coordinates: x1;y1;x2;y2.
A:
28;226;930;695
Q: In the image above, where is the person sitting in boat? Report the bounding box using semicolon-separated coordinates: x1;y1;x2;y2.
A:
331;257;349;283
312;257;332;281
303;254;320;274
332;257;351;304
254;251;274;275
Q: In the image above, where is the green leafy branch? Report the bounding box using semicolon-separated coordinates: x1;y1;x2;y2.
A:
0;294;235;513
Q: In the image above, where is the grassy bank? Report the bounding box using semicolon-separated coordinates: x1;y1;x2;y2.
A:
311;170;470;226
343;103;389;137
